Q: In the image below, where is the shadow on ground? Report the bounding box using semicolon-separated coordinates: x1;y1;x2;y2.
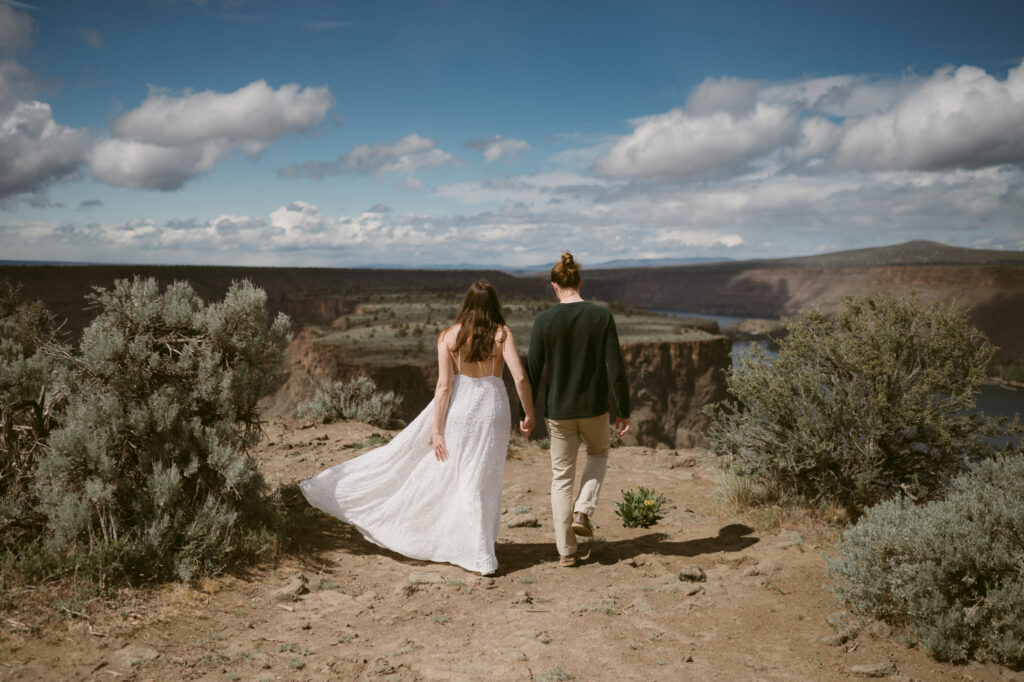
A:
292;517;758;576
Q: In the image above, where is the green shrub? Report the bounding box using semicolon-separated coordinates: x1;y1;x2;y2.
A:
827;453;1024;665
614;486;666;528
705;292;1019;513
27;277;291;585
0;281;69;554
608;425;623;448
297;376;402;428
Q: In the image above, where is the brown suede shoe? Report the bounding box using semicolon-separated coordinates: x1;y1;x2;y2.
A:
572;512;593;537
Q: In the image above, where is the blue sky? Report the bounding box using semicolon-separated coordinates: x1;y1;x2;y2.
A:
1;0;1023;267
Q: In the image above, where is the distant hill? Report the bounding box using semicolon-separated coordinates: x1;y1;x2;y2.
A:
508;256;732;273
767;241;1024;268
580;240;1024;364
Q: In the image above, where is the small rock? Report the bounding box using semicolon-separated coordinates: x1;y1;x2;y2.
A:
628;598;656;614
742;566;760;577
111;644;160;669
865;621;893;639
827;610;853;628
408;571;444;585
272;573;309;599
684;654;694;662
511;590;533;605
356;590;378;605
394;582;418;597
818;633;850;647
678;565;706;582
250;652;273;669
849;662;897;678
506;514;539;528
776;540;798;549
369;657;396;676
494;648;528;661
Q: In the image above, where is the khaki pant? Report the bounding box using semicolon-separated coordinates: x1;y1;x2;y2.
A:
547;413;610;558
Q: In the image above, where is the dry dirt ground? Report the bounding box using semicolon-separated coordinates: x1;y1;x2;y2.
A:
3;419;1023;682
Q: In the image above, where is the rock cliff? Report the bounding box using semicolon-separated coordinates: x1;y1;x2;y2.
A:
621;336;732;449
262;330;732;449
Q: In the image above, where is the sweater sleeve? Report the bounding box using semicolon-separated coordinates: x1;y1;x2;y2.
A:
525;317;545;419
605;315;630;418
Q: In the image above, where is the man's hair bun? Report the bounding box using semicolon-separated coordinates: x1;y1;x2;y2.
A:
551;251;582;289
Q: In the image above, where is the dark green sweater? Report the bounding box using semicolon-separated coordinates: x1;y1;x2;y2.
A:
527;301;631;420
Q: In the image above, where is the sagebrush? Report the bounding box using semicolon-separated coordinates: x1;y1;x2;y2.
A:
704;291;1020;513
298;375;402;428
2;277;294;587
827;453;1024;666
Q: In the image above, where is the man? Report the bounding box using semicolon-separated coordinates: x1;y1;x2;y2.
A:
526;251;631;567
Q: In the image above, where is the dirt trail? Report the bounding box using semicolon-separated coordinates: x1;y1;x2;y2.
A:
2;419;1020;681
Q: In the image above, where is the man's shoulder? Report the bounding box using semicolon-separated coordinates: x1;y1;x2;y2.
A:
582;301;614;322
534;305;561;323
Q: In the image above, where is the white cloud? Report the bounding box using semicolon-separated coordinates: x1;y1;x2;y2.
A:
91;80;333;190
0;8;90;200
685;76;762;116
2;162;1021;266
832;62;1024;171
593;101;800;180
0;100;92;198
88;137;230;191
0;5;33;56
279;133;456;183
594;60;1024;180
466;135;530;162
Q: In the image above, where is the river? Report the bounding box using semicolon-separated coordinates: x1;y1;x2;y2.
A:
653;309;1024;430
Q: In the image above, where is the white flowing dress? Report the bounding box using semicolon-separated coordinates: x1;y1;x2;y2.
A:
299;348;511;575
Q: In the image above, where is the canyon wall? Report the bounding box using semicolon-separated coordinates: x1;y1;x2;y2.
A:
585;264;1024;363
262;330;731;449
621;336;732;449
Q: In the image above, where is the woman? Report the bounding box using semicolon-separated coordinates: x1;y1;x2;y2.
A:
300;279;535;575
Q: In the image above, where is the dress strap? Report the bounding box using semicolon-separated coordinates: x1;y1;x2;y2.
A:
457;348;461;375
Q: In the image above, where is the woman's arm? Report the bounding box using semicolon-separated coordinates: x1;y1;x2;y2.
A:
431;329;455;461
502;326;535;437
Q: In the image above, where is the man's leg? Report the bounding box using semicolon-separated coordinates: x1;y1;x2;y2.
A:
547;418;580;558
573;413;610;518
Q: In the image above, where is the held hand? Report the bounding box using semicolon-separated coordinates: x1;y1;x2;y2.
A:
519;415;534;437
614;417;631;438
430;433;449;462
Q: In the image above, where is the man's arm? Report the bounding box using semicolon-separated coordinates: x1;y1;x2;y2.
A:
605;315;631;434
525;317;545;420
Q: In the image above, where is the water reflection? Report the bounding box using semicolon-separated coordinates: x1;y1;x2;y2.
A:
654;309;1023;438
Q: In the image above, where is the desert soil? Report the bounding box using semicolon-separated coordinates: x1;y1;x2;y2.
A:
3;419;1022;682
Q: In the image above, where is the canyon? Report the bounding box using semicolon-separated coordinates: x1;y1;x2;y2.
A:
3;240;1022;447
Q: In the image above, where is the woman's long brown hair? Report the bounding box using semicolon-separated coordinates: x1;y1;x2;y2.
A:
450;279;507;363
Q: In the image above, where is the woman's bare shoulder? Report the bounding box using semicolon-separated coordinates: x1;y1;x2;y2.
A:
438;324;459;347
